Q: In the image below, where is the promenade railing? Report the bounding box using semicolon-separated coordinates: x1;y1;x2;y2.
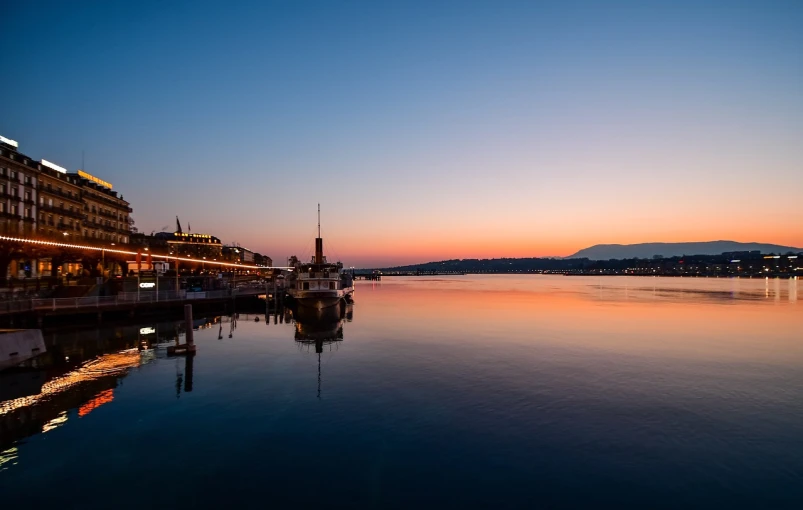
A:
0;288;247;314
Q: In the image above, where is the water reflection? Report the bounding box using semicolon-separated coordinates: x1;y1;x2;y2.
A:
0;317;219;453
0;348;141;452
288;302;353;398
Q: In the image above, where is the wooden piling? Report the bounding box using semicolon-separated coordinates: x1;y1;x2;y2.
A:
184;304;194;346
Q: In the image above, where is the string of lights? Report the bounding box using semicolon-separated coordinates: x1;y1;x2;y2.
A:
0;235;293;270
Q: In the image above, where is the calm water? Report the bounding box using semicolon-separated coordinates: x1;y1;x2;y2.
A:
1;275;802;509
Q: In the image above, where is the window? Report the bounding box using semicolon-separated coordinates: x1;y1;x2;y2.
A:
0;167;5;176
25;208;31;218
0;203;5;213
59;201;64;209
10;171;16;180
0;184;6;195
48;198;53;207
24;175;31;185
11;205;18;215
24;191;31;201
303;282;310;290
11;186;18;197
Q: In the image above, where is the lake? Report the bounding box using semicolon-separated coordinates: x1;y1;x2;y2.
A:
1;275;801;509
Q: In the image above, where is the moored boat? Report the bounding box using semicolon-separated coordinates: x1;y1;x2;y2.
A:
287;206;354;309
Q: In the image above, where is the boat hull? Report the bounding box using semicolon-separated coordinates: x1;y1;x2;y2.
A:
289;290;344;309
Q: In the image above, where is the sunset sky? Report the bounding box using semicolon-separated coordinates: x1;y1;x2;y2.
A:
3;0;802;266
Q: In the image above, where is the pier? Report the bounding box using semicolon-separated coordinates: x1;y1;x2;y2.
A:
0;286;273;327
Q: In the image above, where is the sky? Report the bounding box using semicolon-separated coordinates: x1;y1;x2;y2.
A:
2;0;802;267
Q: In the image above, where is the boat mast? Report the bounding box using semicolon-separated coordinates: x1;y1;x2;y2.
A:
315;203;324;264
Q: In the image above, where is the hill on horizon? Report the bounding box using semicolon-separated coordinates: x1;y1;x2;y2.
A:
569;241;802;260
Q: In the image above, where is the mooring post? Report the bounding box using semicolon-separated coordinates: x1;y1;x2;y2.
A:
184;304;194;346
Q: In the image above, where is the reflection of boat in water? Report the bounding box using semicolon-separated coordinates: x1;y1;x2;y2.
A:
293;305;346;348
291;302;353;398
287;206;354;310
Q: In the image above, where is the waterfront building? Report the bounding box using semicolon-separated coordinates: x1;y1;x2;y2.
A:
37;167;84;240
254;253;273;267
0;136;39;239
223;244;255;264
0;134;134;278
75;170;132;244
155;231;223;260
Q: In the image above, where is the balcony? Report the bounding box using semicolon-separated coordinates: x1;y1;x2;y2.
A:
41;187;80;200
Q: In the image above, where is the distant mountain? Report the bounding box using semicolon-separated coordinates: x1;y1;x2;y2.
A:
569;241;802;260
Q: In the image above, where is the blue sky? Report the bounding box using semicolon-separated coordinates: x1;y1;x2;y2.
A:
3;0;802;266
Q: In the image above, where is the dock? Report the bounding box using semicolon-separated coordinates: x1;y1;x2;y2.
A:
0;287;272;327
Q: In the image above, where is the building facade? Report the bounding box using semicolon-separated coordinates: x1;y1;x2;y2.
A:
155;232;223;259
0;137;38;238
0;134;134;278
77;172;132;244
37;167;84;240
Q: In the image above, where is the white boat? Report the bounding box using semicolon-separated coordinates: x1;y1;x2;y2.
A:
287;206;354;309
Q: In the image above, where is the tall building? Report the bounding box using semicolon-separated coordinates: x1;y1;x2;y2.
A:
0;134;134;278
0;136;39;238
75;170;132;244
37;167;84;240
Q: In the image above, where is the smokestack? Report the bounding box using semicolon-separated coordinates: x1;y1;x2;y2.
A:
315;238;323;264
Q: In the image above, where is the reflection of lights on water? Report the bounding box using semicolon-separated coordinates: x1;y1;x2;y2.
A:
139;349;156;364
0;350;141;416
0;447;19;472
42;410;68;433
78;389;114;417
